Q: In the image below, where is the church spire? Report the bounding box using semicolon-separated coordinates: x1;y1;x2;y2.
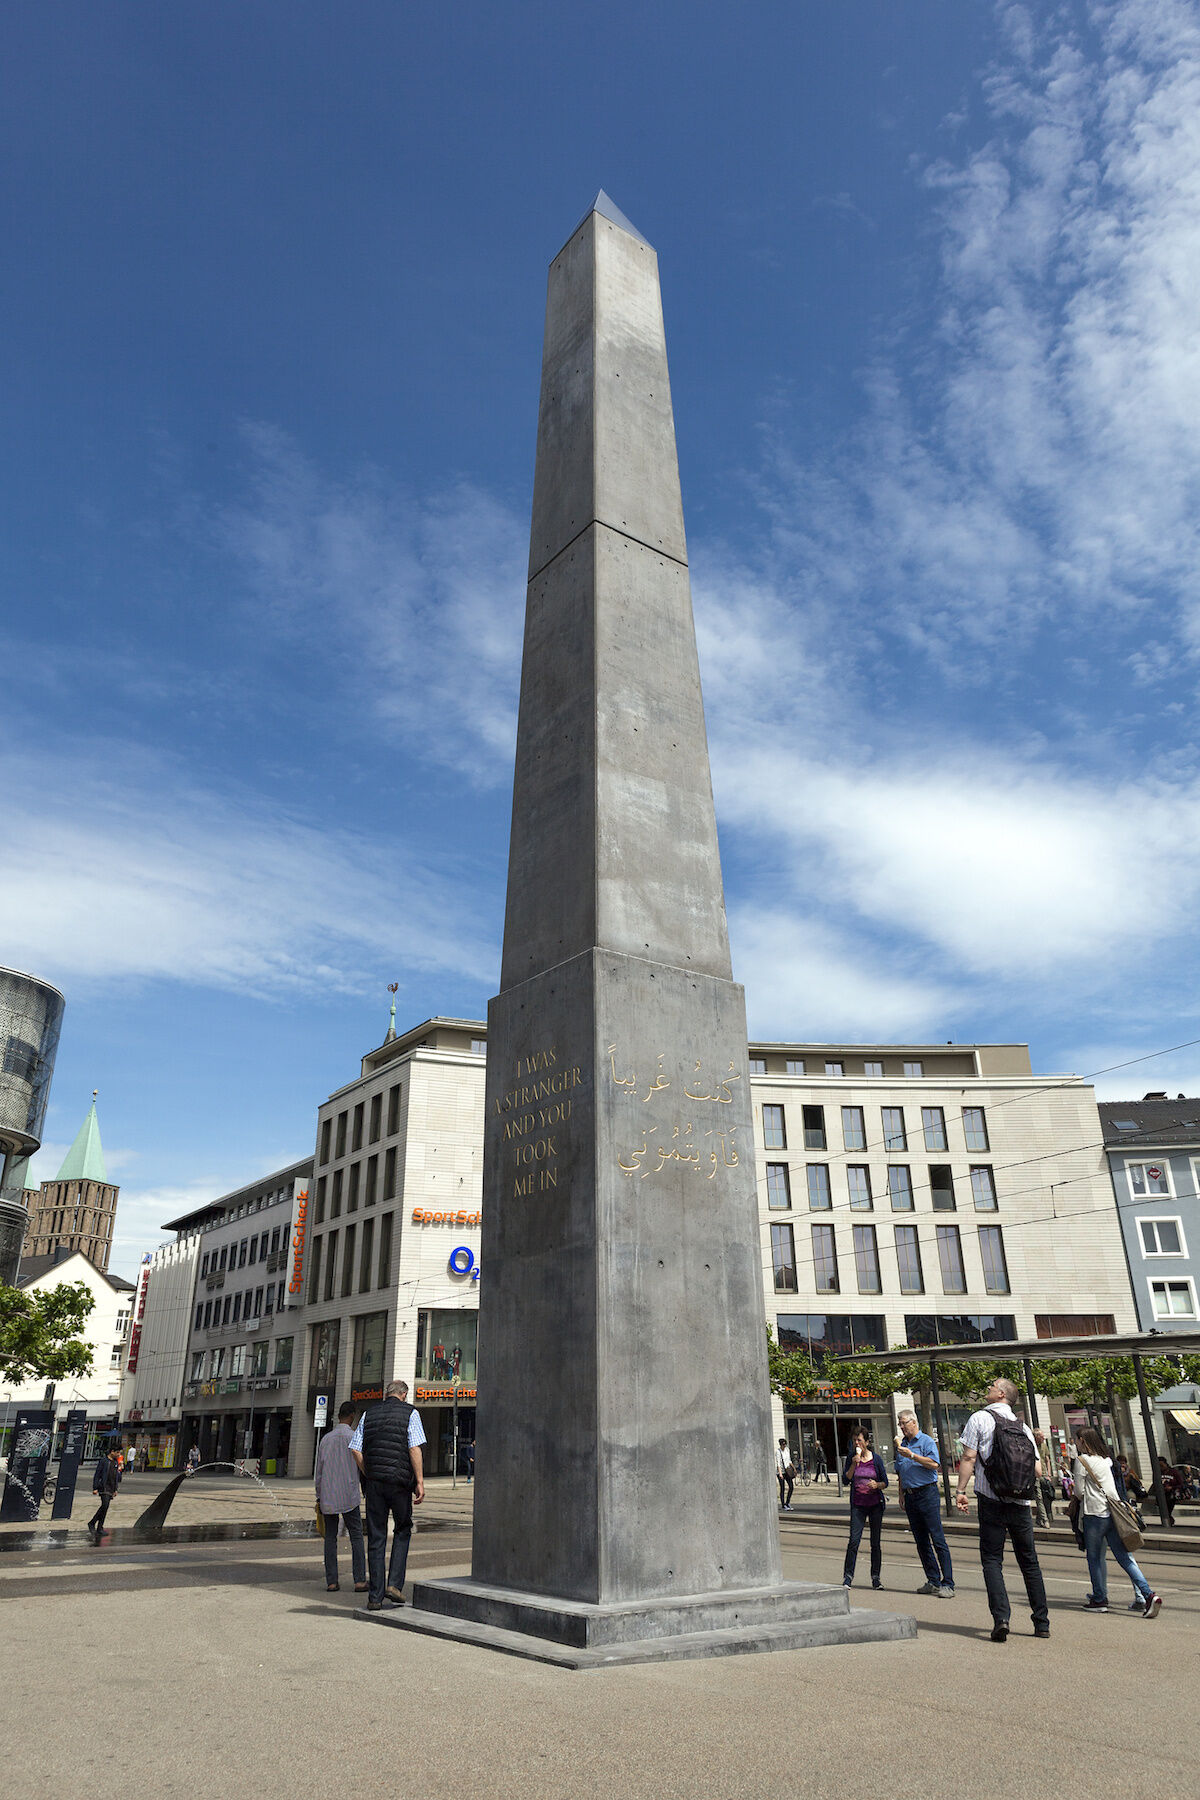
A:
55;1091;108;1184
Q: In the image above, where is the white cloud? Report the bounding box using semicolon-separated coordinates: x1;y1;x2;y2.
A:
0;741;495;996
216;424;526;782
731;909;954;1042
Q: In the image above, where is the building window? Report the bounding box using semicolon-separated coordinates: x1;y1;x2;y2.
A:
853;1224;881;1293
841;1106;865;1150
353;1311;389;1392
264;1284;274;1315
237;1238;248;1267
331;1169;343;1219
203;1300;213;1329
352;1103;364;1153
807;1165;832;1210
979;1225;1010;1293
970;1166;997;1211
1034;1313;1117;1339
903;1061;924;1078
335;1111;348;1158
765;1164;791;1210
387;1084;401;1135
1149;1278;1197;1319
360;1217;375;1292
762;1105;786;1150
369;1092;382;1144
252;1341;269;1377
324;1231;339;1302
274;1336;293;1374
921;1107;948;1151
963;1106;990;1151
222;1295;232;1324
195;1303;204;1329
802;1106;826;1150
341;1224;357;1298
416;1309;478;1382
771;1222;797;1293
905;1313;1016;1347
377;1213;394;1288
200;1252;210;1278
895;1225;924;1293
1127;1161;1171;1198
811;1223;838;1293
347;1163;360;1214
319;1118;332;1165
825;1061;844;1077
882;1108;907;1151
936;1224;967;1294
365;1154;378;1207
749;1057;767;1075
775;1314;887;1358
887;1166;914;1210
253;1285;263;1317
230;1343;247;1377
190;1350;204;1381
307;1237;323;1307
847;1166;873;1211
930;1166;956;1211
248;1236;257;1266
1139;1217;1185;1256
786;1059;806;1076
471;1039;487;1056
383;1146;397;1200
863;1061;883;1079
315;1177;327;1225
308;1319;339;1396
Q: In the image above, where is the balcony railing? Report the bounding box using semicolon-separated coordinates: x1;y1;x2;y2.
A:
205;1272;225;1291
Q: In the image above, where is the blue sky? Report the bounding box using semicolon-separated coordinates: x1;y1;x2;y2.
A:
5;1;1200;1278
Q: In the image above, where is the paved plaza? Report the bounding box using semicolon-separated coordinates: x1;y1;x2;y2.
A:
1;1476;1194;1799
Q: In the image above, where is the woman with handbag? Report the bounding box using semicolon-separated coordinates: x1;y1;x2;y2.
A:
842;1428;888;1589
1073;1428;1162;1618
775;1438;796;1511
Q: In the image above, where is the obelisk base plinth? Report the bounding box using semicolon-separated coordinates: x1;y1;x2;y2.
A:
356;1577;916;1668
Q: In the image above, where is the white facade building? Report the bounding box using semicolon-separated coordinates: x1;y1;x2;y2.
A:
5;1249;135;1455
118;1226;206;1469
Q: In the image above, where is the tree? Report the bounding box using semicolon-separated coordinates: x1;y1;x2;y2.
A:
0;1281;95;1385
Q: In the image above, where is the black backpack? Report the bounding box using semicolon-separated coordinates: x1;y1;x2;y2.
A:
981;1409;1037;1500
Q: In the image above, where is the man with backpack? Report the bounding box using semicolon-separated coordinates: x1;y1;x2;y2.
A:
956;1376;1049;1643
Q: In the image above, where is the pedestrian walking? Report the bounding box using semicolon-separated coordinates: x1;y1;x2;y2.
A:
87;1447;122;1539
1073;1428;1162;1618
314;1401;368;1594
1034;1431;1056;1523
957;1377;1049;1642
349;1378;426;1611
185;1444;201;1475
813;1443;830;1483
842;1428;888;1589
893;1410;953;1596
775;1438;795;1511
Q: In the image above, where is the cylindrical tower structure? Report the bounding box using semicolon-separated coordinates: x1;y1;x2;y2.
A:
0;966;66;1284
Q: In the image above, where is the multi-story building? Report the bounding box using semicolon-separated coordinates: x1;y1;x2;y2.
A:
750;1041;1140;1467
3;1246;135;1461
119;1216;209;1470
289;1015;485;1481
1100;1094;1200;1467
176;1158;313;1473
23;1096;121;1273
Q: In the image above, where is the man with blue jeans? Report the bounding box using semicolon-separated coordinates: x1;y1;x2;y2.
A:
894;1411;954;1597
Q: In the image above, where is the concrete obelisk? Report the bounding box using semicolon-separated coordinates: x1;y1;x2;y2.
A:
369;196;914;1662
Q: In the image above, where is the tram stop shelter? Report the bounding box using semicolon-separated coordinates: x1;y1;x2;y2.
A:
837;1329;1200;1527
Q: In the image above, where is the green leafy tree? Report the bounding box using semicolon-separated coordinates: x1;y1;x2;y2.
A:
0;1281;95;1385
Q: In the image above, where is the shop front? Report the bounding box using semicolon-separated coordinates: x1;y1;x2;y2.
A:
414;1305;477;1474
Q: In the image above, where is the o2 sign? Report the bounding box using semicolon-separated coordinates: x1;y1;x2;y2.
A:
449;1245;481;1282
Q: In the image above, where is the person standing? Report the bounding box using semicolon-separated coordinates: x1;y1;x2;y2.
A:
956;1377;1049;1642
314;1401;367;1594
842;1429;888;1589
894;1410;953;1596
349;1378;426;1611
1034;1431;1055;1523
775;1438;795;1511
87;1447;122;1539
1074;1428;1162;1618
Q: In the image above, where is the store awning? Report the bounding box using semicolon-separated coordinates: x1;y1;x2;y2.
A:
1168;1409;1200;1432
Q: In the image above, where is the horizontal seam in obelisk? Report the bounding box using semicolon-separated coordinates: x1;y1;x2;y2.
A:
498;944;737;1000
527;515;689;587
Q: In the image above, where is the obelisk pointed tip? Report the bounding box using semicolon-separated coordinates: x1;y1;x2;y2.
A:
567;190;654;251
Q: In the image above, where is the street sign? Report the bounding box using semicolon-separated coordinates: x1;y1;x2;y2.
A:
313;1393;328;1428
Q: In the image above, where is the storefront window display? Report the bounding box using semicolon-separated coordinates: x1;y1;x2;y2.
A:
352;1311;388;1399
415;1308;477;1382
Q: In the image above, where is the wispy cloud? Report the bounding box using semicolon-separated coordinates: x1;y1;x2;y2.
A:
0;739;495;996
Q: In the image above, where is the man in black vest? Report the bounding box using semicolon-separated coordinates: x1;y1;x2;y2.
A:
349;1378;426;1610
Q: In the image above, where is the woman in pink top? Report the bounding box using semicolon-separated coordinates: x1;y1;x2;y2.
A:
842;1428;889;1589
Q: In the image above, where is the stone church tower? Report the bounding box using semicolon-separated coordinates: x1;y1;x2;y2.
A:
23;1093;120;1274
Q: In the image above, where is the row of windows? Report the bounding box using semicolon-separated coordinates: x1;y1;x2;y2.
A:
752;1059;928;1079
770;1220;1010;1297
306;1214;394;1305
319;1085;404;1166
190;1337;294;1382
200;1223;285;1278
1125;1159;1200;1202
761;1103;990;1156
766;1161;997;1213
195;1282;287;1331
313;1149;397;1223
776;1311;1019;1359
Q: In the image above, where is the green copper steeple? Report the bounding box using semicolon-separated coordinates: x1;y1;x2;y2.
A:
56;1094;109;1184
